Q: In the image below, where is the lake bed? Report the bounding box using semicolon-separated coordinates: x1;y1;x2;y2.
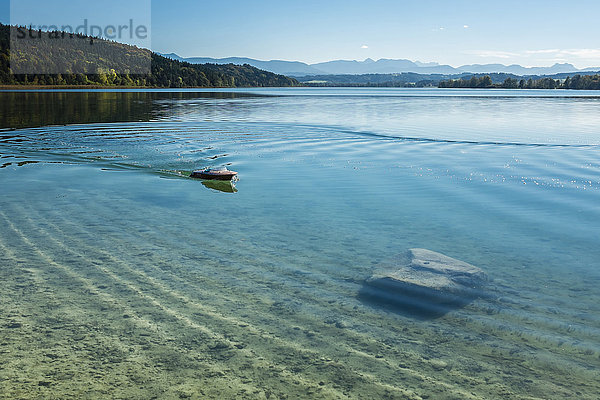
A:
1;88;599;399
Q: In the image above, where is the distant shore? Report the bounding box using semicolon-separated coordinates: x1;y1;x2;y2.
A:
0;85;279;90
0;85;150;90
1;84;598;91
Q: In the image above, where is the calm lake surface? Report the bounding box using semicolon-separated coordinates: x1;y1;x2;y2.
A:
1;88;599;399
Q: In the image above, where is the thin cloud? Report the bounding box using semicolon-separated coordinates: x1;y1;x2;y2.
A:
475;48;600;60
525;49;561;54
560;49;600;58
468;50;519;59
361;45;369;49
465;48;600;68
519;48;600;61
463;25;469;29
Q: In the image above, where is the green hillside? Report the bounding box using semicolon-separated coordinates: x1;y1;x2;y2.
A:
0;24;298;87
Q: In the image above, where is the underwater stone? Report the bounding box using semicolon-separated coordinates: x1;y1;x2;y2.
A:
366;248;487;305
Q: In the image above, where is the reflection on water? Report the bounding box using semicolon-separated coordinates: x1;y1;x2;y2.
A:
201;180;238;193
4;88;600;145
0;90;266;129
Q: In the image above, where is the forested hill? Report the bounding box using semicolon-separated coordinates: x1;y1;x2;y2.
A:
0;24;298;87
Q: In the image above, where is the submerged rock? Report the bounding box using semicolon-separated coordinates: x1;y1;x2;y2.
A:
365;248;487;307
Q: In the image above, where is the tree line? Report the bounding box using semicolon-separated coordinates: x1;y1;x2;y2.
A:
0;24;298;87
439;74;600;90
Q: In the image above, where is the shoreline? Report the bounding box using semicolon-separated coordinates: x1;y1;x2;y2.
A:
1;84;597;91
0;85;298;90
0;85;151;90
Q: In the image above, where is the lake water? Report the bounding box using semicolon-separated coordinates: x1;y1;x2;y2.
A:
1;88;599;399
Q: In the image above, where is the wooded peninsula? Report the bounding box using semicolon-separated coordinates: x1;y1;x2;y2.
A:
0;24;299;88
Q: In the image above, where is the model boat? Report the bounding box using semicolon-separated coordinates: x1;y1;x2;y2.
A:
190;167;238;181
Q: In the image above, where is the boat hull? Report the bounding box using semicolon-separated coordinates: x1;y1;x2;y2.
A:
190;170;238;181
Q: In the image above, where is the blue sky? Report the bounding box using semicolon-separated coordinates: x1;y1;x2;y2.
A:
2;0;600;67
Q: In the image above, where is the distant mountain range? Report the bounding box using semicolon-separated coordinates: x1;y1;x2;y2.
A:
160;53;600;77
159;54;323;76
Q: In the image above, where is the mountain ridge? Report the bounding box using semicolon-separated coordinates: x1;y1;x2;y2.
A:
160;53;599;77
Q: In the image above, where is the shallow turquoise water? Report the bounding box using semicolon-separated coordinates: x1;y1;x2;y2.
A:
1;88;599;399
